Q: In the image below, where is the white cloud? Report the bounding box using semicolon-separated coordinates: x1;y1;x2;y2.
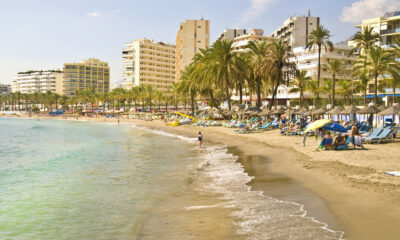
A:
238;0;275;25
87;11;101;17
340;0;400;23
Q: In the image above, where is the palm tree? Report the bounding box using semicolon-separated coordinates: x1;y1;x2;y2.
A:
337;80;353;105
178;64;199;116
209;39;238;110
306;25;334;87
129;86;140;111
325;59;345;108
289;70;311;107
354;46;395;104
268;40;296;109
305;80;323;107
351;26;380;55
246;40;271;108
154;90;164;112
353;76;369;106
145;85;154;111
321;80;333;106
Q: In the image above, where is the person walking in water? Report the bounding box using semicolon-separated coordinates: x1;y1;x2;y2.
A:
197;131;203;149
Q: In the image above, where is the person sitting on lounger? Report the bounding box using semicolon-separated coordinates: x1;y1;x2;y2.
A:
332;133;346;150
318;131;333;150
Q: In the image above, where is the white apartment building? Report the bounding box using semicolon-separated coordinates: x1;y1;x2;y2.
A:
272;45;357;104
121;38;176;91
232;29;276;52
12;70;64;94
218;28;247;41
270;13;319;49
0;84;11;96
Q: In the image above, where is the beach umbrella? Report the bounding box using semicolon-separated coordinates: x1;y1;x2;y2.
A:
313;107;327;115
357;105;380;114
322;122;347;133
273;108;286;114
260;109;272;116
304;109;313;116
378;105;400;115
304;119;331;133
358;106;380;129
295;107;307;115
378;105;386;111
327;106;344;115
341;105;360;115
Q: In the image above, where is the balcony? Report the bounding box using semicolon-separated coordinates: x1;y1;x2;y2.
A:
380;28;400;35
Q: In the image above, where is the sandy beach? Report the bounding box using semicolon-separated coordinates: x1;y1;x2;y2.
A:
4;114;400;239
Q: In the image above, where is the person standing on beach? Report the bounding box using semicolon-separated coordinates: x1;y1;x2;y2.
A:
197;131;203;149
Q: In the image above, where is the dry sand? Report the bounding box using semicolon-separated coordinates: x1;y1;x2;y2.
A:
4;114;400;239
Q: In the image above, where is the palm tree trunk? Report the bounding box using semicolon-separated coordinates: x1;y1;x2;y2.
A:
393;86;396;105
374;74;378;105
239;82;243;104
364;89;367;106
256;77;262;109
317;45;321;87
209;90;217;109
332;74;336;108
225;77;231;111
191;95;195;117
300;90;304;107
269;66;282;110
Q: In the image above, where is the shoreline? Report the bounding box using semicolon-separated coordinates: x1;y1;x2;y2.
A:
4;115;400;239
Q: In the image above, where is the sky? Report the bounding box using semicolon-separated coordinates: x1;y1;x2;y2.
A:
1;0;399;85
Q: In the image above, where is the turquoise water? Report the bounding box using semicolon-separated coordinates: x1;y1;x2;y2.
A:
0;118;199;239
0;118;344;240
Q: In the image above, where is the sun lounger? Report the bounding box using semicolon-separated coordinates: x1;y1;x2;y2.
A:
363;127;383;138
365;128;392;144
257;122;272;130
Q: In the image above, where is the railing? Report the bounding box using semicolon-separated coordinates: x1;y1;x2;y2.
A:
380;28;400;34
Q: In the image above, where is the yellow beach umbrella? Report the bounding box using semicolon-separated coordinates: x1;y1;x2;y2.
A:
304;119;331;133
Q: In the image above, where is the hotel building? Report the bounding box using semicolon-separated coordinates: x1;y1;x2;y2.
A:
12;70;64;94
175;19;210;81
121;38;175;91
272;45;357;104
63;58;110;96
232;29;276;51
347;11;400;101
270;14;319;49
350;11;400;47
0;84;11;96
218;28;247;41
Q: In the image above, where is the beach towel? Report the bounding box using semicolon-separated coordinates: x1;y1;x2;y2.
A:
384;171;400;176
354;136;362;146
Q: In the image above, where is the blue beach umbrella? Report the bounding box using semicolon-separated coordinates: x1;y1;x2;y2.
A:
322;122;347;133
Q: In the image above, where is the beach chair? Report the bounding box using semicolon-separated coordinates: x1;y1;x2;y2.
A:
365;128;392;144
362;127;383;138
336;136;352;150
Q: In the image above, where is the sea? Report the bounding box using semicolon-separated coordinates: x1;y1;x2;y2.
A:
0;118;344;240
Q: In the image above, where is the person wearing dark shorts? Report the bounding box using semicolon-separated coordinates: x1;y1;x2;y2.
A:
197;131;203;148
